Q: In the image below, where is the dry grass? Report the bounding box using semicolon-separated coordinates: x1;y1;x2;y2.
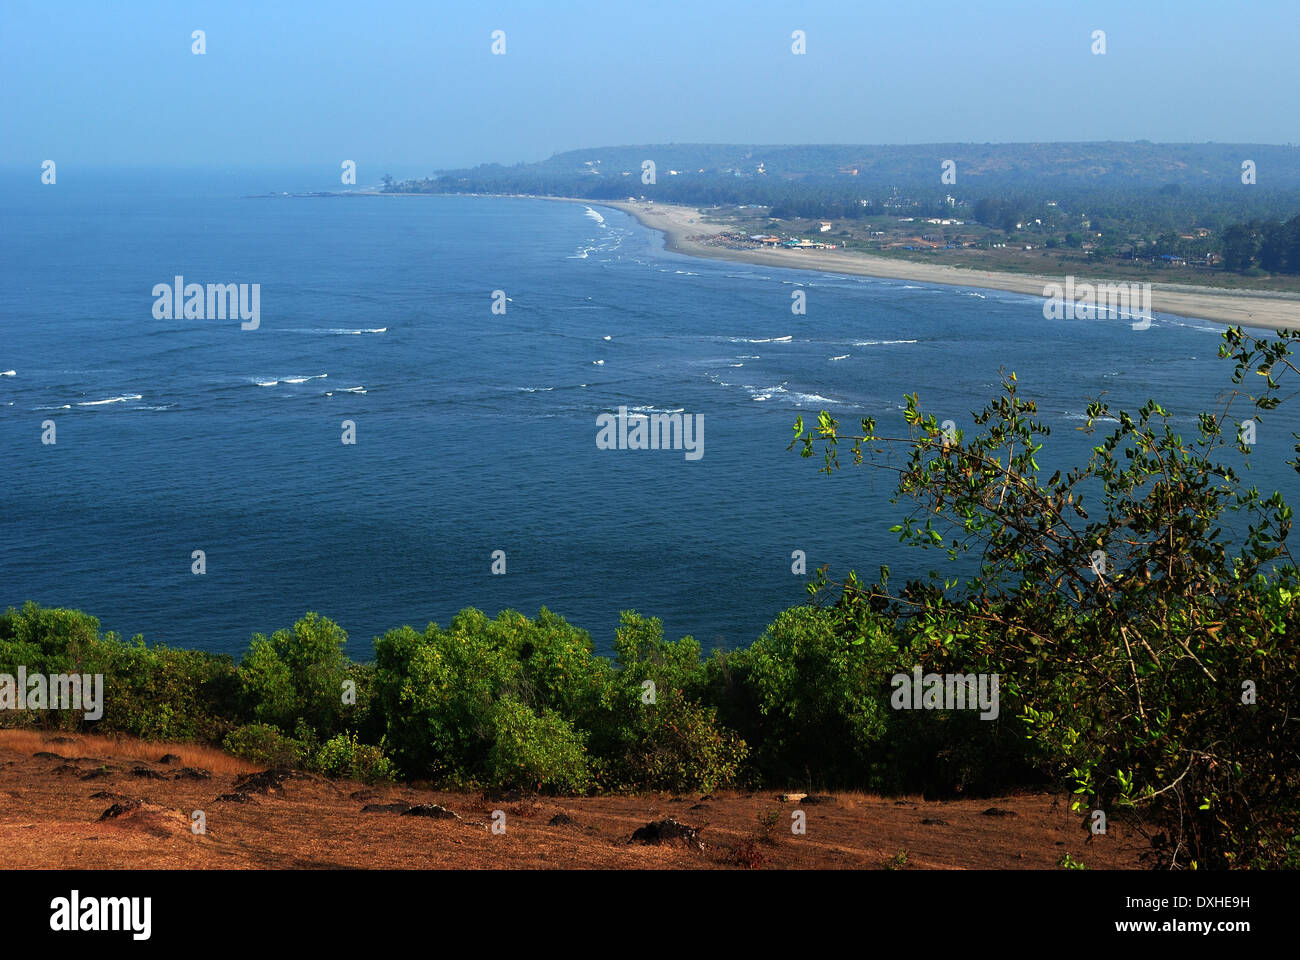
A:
0;729;1155;869
0;729;259;776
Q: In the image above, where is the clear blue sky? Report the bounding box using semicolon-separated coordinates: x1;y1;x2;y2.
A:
2;0;1296;173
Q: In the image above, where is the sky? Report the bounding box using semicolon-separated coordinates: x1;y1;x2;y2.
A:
1;0;1297;175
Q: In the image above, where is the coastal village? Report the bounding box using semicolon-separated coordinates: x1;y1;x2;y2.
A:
735;230;839;251
606;161;1232;275
622;199;1231;278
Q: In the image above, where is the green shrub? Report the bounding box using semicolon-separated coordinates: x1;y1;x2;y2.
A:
222;723;304;767
373;613;519;781
583;612;746;791
607;687;747;793
311;731;397;784
373;607;610;786
238;612;350;738
713;604;895;788
97;640;241;741
610;611;707;701
485;699;589;793
0;603;243;738
790;326;1300;866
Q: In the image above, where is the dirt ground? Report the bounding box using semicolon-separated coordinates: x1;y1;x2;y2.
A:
0;730;1153;869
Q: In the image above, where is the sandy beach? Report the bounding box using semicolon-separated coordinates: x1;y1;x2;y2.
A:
589;200;1300;333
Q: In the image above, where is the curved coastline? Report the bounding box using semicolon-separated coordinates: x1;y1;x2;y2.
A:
561;196;1299;333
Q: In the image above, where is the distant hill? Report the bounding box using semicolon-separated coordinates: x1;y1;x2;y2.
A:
438;142;1300;189
385;143;1300;250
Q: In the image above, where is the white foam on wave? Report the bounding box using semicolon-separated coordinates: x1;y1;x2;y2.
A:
0;370;15;377
518;386;554;392
1156;316;1223;333
592;359;605;365
829;354;850;361
34;404;72;410
256;380;279;387
77;394;143;406
737;355;760;359
603;335;612;341
748;384;788;401
731;335;792;344
792;392;840;406
340;386;366;394
584;206;606;226
854;339;918;346
287;328;386;335
282;374;328;384
1063;412;1120;422
628;405;685;414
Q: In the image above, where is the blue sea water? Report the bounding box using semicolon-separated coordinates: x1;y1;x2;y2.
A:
2;169;1296;658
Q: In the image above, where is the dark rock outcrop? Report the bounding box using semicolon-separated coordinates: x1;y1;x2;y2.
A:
402;804;460;820
630;818;704;851
100;800;143;820
361;803;411;814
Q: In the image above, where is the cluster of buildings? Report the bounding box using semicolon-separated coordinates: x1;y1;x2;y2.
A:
748;234;839;250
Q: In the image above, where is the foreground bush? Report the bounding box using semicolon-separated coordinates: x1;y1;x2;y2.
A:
485;699;589;792
372;608;743;792
0;603;242;740
310;731;397;784
239;612;351;739
791;326;1300;867
597;613;748;793
222;723;305;767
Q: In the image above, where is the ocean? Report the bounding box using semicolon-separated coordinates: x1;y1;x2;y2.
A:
2;169;1295;658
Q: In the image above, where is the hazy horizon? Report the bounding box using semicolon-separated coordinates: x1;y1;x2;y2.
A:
3;0;1298;173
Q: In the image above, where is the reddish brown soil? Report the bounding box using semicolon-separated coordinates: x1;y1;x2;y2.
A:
0;731;1153;869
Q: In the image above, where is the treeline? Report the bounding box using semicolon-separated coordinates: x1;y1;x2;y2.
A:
527;142;1300;188
386;170;948;219
387;168;1300;264
385;141;1300;238
1220;214;1300;273
0;602;1033;797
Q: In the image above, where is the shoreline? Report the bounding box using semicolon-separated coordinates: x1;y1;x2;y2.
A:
572;198;1300;333
283;190;1300;332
